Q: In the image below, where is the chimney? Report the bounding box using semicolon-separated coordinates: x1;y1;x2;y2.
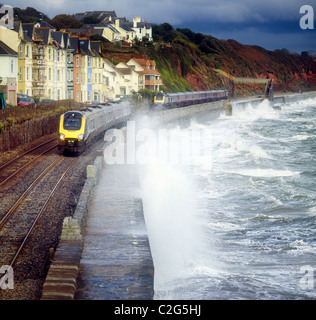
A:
133;16;140;28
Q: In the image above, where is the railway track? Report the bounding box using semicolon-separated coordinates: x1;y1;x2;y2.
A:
0;135;104;299
0;138;58;186
0;155;79;289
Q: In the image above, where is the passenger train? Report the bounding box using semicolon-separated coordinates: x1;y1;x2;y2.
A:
58;101;131;153
152;90;228;110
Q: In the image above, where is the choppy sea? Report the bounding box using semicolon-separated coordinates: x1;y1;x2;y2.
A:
140;97;316;299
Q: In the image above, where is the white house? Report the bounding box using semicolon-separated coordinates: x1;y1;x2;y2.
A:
131;16;153;41
116;62;141;95
0;26;19;106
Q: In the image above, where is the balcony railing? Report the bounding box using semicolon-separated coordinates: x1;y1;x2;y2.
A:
145;79;162;86
32;80;46;87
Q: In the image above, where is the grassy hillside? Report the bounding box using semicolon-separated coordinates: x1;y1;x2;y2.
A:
102;23;316;95
150;24;316;94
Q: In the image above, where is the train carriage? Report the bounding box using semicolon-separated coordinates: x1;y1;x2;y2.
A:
58;101;131;154
152;90;228;110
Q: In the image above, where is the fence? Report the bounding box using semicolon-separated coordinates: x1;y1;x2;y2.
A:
0;100;86;121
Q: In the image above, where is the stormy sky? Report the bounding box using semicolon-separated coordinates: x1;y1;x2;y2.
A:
7;0;316;53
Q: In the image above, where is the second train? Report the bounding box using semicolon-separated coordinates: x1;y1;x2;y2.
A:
152;90;228;110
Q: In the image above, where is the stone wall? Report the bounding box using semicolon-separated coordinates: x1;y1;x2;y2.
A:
41;155;103;300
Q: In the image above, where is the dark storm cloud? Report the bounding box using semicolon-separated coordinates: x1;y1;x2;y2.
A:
7;0;305;22
6;0;316;51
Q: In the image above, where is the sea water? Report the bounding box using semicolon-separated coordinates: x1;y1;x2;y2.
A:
140;97;316;300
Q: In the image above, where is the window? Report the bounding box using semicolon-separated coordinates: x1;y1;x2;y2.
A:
48;49;51;60
49;68;52;81
19;45;22;58
63;113;82;130
67;90;73;99
19;67;22;81
25;45;29;58
11;59;14;73
76;72;79;84
76;56;79;67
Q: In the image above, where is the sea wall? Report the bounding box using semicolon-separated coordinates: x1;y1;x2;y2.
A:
273;92;316;104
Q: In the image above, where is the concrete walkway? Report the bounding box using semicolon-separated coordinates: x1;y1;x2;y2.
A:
75;162;154;300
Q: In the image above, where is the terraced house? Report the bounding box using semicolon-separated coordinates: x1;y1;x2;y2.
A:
7;20;160;105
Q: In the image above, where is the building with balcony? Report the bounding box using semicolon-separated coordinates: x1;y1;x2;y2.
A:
63;32;74;100
116;62;142;97
90;41;105;102
16;22;33;97
127;58;161;91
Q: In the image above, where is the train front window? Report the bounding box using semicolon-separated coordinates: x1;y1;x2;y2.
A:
63;114;82;130
155;94;164;101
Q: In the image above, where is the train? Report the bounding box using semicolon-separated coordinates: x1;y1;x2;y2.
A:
58;101;131;153
152;90;228;110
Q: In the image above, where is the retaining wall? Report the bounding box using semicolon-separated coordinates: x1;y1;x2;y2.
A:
41;155;103;300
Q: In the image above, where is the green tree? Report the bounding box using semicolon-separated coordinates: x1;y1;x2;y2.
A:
152;23;177;43
51;14;84;30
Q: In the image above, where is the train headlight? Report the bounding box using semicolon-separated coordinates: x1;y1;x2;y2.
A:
78;134;84;141
59;133;65;140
